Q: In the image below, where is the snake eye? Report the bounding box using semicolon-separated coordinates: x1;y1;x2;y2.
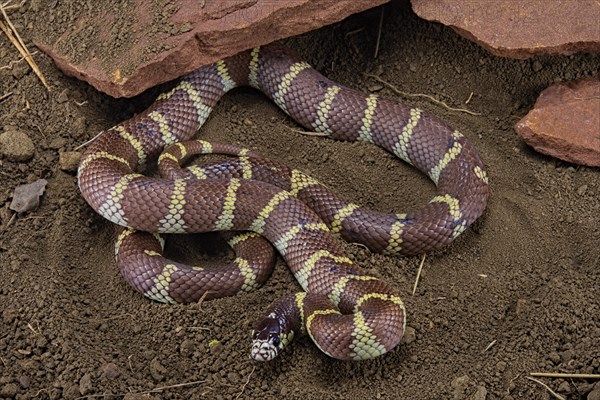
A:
271;337;281;346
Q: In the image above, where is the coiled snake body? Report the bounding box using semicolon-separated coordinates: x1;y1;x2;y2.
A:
78;43;489;361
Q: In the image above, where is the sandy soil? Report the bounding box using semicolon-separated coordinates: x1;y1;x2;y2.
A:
1;1;599;399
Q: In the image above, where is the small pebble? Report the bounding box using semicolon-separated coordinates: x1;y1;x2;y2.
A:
209;339;223;355
532;60;543;72
11;61;29;79
588;387;600;400
18;375;30;389
149;358;167;382
557;380;571;393
548;351;561;364
180;339;195;356
560;349;575;363
59;151;81;171
78;373;93;396
9;179;47;213
62;384;80;399
515;298;528;318
451;375;470;395
496;361;507;372
48;137;67;150
367;83;383;92
401;326;417;344
73;117;87;137
102;362;121;380
471;385;487;400
243;118;253;126
0;129;35;162
577;184;588;196
56;88;69;103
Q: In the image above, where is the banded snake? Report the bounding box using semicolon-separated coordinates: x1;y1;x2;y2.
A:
78;43;489;361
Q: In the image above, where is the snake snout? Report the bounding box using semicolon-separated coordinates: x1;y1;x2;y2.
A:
250;315;293;361
251;339;278;361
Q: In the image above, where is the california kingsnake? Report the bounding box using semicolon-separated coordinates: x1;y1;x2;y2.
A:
78;43;489;361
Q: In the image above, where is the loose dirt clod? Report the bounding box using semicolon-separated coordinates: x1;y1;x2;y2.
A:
0;128;35;161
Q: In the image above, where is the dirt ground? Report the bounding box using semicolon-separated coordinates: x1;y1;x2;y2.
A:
1;1;599;399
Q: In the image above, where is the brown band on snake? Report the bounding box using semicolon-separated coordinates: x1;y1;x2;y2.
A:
78;43;488;361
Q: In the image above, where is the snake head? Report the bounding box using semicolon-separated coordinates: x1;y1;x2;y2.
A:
251;314;294;361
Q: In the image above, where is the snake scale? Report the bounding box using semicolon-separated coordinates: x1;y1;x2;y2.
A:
78;43;489;361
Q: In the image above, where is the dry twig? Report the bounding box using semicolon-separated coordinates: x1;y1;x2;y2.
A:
345;26;365;37
196;290;210;308
365;73;481;116
74;130;104;151
0;91;12;102
0;51;38;71
235;366;256;400
526;377;566;400
0;4;50;90
465;91;474;104
2;1;26;12
374;6;384;59
75;379;207;399
284;125;330;137
412;253;426;295
530;372;600;380
482;339;497;353
92;313;134;322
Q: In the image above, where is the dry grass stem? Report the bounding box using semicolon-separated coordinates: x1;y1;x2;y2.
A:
2;0;26;12
526;377;566;400
345;26;365;37
235;366;256;400
374;7;384;59
482;339;497;353
27;322;41;335
127;354;134;373
196;290;210;308
75;379;207;399
530;372;600;379
412;253;426;295
285;125;330;137
0;4;50;90
365;73;481;116
74;130;104;151
0;91;12;102
0;51;38;70
465;91;474;104
6;212;17;228
92;313;134;322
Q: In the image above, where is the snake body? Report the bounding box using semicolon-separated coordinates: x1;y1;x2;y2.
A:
78;43;489;361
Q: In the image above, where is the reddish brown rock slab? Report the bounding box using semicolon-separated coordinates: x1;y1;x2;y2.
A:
515;77;600;167
34;0;387;98
411;0;600;59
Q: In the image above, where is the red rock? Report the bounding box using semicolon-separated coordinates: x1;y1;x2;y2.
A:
412;0;600;59
34;0;387;98
515;77;600;167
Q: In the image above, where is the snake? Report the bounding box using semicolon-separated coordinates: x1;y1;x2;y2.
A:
77;43;489;361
